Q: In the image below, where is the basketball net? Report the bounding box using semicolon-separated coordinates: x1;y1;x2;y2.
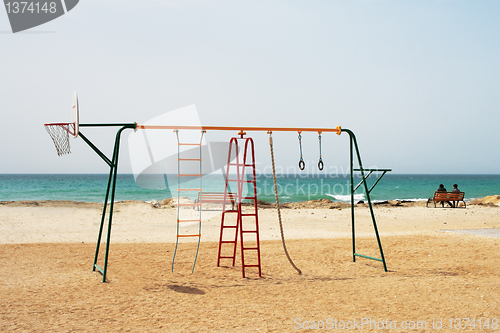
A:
44;123;75;156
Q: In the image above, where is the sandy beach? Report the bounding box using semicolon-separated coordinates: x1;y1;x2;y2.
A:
1;199;499;332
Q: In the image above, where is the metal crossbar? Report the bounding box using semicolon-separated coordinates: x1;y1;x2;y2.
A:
353;169;391;194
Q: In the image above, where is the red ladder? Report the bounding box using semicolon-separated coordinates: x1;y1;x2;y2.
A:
217;135;261;278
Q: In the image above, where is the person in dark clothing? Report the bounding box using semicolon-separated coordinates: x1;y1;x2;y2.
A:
437;184;446;192
436;184;453;207
451;184;460;207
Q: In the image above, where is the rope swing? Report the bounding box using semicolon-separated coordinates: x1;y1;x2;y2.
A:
268;131;302;275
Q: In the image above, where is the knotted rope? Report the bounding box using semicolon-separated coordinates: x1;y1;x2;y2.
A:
268;132;302;275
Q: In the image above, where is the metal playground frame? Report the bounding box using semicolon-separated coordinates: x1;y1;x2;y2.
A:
45;93;391;282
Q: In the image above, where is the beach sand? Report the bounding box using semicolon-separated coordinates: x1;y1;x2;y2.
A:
0;200;499;331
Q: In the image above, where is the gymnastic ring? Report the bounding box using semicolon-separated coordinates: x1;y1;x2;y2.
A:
318;160;324;171
299;160;305;170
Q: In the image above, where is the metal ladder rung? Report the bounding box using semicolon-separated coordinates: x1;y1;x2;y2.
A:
241;230;257;233
178;158;202;161
219;256;236;259
177;234;201;238
221;225;238;228
242;247;259;250
177;203;202;207
240;213;257;217
220;240;237;244
177;219;201;223
178;188;202;192
243;264;260;267
178;143;202;146
178;174;202;177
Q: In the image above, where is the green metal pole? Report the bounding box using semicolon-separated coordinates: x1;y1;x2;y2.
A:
92;157;115;274
349;132;356;263
78;132;113;167
77;123;136;282
344;129;388;272
368;170;389;194
101;125;133;282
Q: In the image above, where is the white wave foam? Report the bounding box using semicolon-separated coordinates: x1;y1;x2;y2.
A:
326;193;365;202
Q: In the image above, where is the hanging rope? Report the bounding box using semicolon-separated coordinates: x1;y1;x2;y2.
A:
318;132;324;171
269;132;302;275
298;132;305;170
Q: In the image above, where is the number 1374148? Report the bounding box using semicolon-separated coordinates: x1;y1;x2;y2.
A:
5;2;58;14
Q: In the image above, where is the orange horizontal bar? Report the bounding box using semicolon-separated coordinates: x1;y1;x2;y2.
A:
177;219;201;223
138;125;342;135
178;143;202;146
177;234;201;238
178;158;202;161
178;188;202;191
178;174;202;177
177;203;202;206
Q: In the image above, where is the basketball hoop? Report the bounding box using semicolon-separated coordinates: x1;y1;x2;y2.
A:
44;123;76;156
45;91;80;156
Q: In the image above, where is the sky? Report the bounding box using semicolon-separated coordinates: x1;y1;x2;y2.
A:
1;0;499;175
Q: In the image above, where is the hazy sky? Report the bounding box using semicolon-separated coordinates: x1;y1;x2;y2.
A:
1;0;499;174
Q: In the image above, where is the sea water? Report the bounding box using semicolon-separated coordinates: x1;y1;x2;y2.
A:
0;174;499;203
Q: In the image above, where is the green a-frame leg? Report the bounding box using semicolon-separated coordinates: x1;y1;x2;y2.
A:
77;123;136;282
342;129;391;272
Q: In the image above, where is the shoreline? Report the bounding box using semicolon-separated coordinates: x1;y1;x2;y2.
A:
1;195;500;209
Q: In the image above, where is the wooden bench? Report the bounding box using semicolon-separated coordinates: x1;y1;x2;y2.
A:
194;192;237;211
426;191;466;208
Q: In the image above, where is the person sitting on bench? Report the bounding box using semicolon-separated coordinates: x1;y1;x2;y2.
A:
437;184;453;207
451;184;460;207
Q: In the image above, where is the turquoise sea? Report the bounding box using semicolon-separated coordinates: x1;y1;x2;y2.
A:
0;174;499;203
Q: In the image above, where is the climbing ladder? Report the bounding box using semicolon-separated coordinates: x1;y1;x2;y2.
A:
217;134;262;278
171;129;205;273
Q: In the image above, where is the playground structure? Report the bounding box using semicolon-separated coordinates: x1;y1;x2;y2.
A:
45;93;391;282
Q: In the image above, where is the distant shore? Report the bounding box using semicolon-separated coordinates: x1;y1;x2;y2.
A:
1;195;499;210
